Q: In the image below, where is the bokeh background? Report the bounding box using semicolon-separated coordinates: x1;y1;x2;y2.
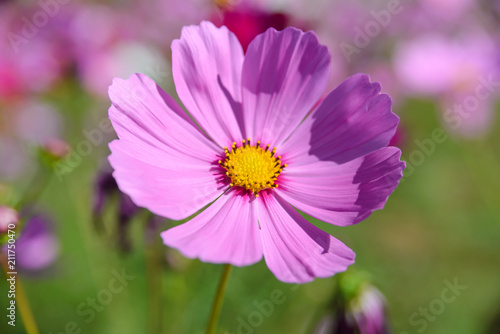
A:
1;0;500;333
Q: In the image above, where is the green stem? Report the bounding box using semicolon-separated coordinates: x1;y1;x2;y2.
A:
144;219;164;334
1;258;40;334
205;264;232;334
15;276;40;334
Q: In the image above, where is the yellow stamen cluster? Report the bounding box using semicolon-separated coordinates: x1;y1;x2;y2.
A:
219;139;286;196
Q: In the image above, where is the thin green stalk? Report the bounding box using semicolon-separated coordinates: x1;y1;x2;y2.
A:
15;165;52;212
15;276;40;334
145;219;164;334
1;258;40;334
205;264;232;334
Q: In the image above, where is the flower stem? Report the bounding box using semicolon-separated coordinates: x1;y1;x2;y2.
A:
205;264;232;334
15;164;52;213
15;276;40;334
1;258;40;334
144;217;164;334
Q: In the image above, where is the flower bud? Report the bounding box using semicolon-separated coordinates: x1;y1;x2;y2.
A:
42;138;70;159
0;205;18;234
15;214;60;272
314;272;392;334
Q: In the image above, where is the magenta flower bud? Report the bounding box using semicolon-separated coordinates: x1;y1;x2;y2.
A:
42;138;70;159
350;286;391;334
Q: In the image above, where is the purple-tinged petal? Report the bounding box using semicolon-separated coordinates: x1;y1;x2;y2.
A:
108;73;226;220
242;27;330;147
109;73;220;161
280;74;399;165
277;147;405;226
161;189;262;267
172;21;245;147
109;139;226;221
256;193;354;283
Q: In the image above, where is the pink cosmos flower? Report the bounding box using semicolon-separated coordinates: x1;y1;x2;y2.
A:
108;22;404;283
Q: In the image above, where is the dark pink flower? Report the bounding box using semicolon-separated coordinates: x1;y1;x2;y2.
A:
214;4;289;52
108;22;404;283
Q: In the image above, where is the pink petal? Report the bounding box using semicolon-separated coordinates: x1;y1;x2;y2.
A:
172;21;245;147
241;27;330;147
277;147;405;226
280;74;399;166
108;73;225;220
108;73;220;160
161;189;262;266
257;193;355;283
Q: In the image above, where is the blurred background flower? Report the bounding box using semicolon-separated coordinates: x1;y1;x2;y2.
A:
9;213;60;273
0;99;63;181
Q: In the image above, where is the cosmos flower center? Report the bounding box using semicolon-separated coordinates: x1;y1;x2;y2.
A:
219;139;286;196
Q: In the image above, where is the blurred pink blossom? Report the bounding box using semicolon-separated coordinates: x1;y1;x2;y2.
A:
212;3;289;52
0;205;18;234
0;4;68;98
393;31;499;137
0;99;62;179
78;41;169;98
